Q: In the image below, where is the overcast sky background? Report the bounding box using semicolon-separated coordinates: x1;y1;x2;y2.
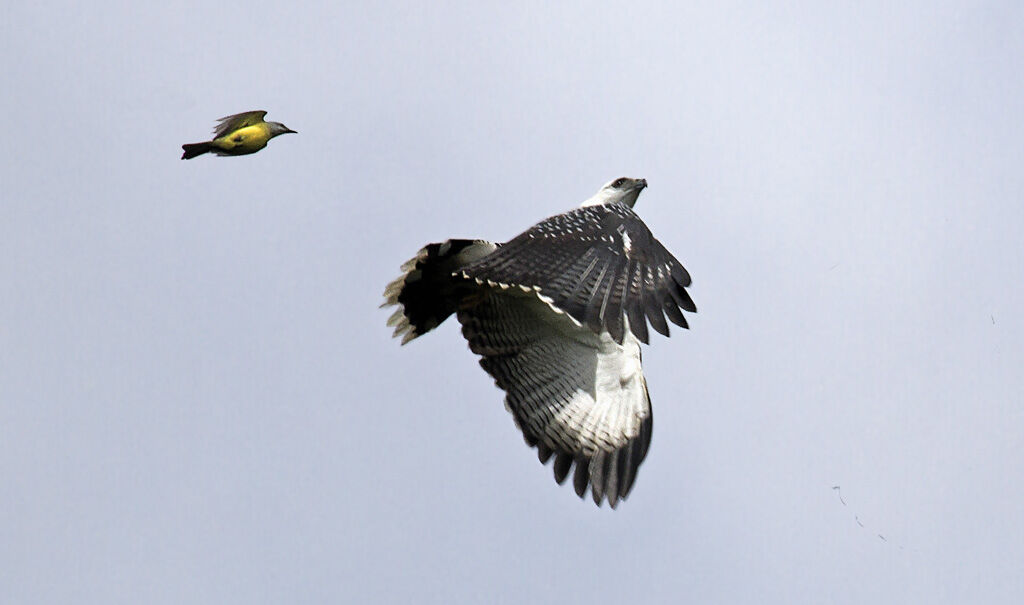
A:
2;2;1023;603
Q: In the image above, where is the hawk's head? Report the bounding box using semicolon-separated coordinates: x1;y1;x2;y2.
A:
581;177;648;208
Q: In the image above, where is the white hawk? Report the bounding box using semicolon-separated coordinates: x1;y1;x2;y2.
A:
382;178;696;507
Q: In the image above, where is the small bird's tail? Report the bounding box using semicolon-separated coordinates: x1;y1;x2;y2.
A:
181;142;212;160
382;239;498;344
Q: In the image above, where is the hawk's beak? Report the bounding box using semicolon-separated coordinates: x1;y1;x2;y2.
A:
634;178;648;190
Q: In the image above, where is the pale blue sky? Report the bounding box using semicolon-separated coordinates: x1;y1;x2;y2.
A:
2;2;1022;603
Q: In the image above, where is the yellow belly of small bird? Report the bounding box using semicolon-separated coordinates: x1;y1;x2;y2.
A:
211;124;271;155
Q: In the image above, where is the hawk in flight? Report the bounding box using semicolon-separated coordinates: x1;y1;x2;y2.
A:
382;178;696;507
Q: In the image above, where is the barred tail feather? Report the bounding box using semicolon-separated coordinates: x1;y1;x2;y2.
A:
382;239;498;344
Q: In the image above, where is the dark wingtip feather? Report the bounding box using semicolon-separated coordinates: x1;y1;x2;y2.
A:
675;285;697;313
616;446;634;499
638;414;653;461
605;453;620;508
663;298;687;328
590;453;606;506
670;262;692;287
553;453;573;484
537;444;553;464
645;301;670;337
573;457;589;498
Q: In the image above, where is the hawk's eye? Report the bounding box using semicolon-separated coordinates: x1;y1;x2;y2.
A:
612;178;627;188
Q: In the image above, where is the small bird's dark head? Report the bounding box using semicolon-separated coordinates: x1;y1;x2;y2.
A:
268;122;297;137
582;177;648;208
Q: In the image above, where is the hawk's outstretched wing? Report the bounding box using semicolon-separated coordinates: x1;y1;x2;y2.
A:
459;203;696;345
458;287;652;508
213;110;268;138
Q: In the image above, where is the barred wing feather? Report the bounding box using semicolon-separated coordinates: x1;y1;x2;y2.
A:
460;203;695;344
458;288;653;508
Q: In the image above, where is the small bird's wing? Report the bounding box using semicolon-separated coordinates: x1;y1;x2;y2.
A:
460;203;696;344
213;110;268;138
458;289;653;508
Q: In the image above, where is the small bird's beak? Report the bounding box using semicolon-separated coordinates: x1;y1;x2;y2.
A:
285;128;297;134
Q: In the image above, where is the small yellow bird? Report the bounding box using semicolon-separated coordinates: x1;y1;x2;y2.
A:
181;110;296;160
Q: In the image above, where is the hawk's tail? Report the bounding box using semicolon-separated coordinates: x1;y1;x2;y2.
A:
181;142;212;160
382;239;498;344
